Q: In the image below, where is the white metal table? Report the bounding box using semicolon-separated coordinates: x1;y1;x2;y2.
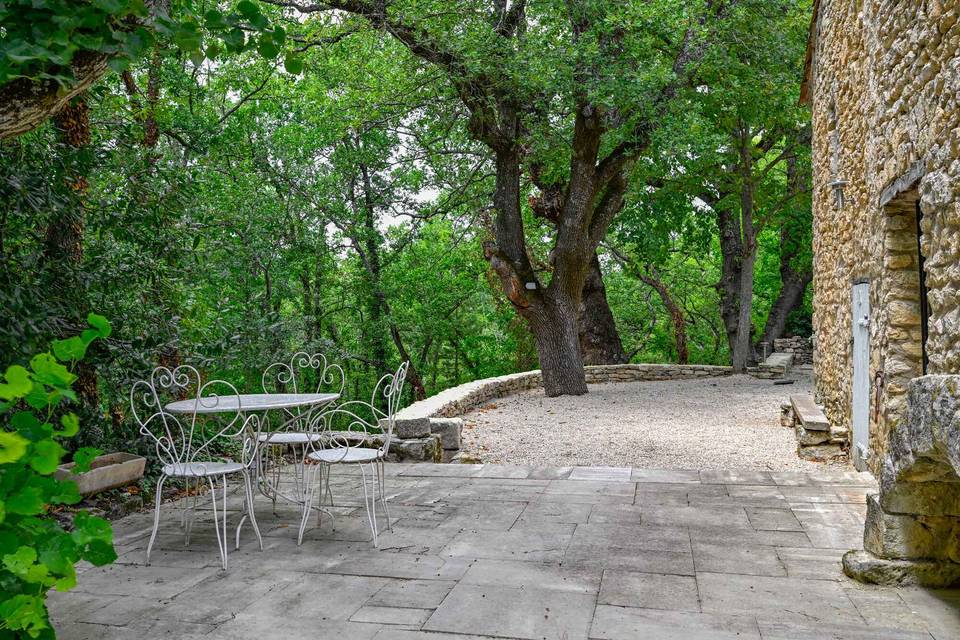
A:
165;392;339;523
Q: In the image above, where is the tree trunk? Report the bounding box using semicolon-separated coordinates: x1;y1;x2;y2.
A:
730;249;756;371
578;253;628;365
45;98;100;426
759;270;810;349
715;202;743;364
729;127;758;372
0;52;110;140
529;294;589;396
757;150;812;350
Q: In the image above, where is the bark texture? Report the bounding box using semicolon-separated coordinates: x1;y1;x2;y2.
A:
0;53;109;141
578;254;628;365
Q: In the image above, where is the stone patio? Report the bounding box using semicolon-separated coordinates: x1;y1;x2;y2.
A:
49;464;960;639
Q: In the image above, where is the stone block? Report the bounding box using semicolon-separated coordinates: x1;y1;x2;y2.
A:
387;435;441;462
880;481;960;516
430;417;462;450
394;417;431;439
842;549;960;587
797;443;845;461
451;451;481;464
795;423;832;445
863;493;960;561
780;403;795;428
790;395;831;431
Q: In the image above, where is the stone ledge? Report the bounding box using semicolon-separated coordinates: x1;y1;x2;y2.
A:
395;364;733;427
842;549;960;587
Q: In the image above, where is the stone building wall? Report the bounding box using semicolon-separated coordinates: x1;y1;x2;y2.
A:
806;0;960;473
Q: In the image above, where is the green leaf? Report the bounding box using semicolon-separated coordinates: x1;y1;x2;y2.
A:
58;413;80;438
52;336;87;362
72;447;101;473
204;9;228;30
257;36;279;60
29;439;66;474
6;485;45;515
54;564;78;591
173;26;202;52
0;499;5;526
83;539;117;566
24;386;54;410
11;412;50;442
0;594;48;637
0;365;32;400
0;431;29;464
284;54;304;75
223;27;246;51
86;313;111;338
11;410;41;431
108;55;132;73
49;478;81;505
38;533;78;576
72;512;114;547
3;545;51;585
29;353;75;387
237;0;259;18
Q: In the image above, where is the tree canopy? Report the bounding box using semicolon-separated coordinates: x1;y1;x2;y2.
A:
1;0;813;425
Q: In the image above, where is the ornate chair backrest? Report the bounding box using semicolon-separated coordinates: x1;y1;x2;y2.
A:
375;360;409;456
316;361;409;457
130;365;255;471
261;352;345;430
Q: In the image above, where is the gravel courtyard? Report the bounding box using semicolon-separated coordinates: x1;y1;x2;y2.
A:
461;370;837;471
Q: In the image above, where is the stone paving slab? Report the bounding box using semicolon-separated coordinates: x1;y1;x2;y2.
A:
48;463;956;640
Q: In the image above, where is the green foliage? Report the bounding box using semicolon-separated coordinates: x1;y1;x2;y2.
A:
0;0;303;86
0;315;116;639
1;1;814;469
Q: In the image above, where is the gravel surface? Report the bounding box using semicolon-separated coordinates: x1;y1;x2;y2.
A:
461;370;844;471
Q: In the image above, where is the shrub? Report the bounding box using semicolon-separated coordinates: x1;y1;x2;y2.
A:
0;314;117;639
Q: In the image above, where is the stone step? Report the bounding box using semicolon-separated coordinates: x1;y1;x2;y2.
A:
763;352;794;370
790;394;831;431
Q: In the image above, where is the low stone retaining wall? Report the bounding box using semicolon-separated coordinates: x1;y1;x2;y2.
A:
773;336;813;365
391;364;732;462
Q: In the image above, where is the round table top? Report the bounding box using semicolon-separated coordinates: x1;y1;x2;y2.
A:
164;393;339;415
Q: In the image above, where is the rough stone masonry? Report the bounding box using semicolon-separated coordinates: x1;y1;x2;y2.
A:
802;0;960;586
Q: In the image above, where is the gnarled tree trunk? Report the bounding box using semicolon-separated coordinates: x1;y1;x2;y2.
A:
578;253;628;365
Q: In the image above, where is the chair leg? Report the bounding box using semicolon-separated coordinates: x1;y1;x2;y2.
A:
146;474;167;565
323;463;334;507
185;478;199;546
316;464;324;525
377;458;392;533
208;475;227;570
359;463;378;547
237;468;263;551
297;461;321;546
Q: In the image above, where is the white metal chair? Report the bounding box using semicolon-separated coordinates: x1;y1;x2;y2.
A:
131;365;263;570
257;352;344;511
298;361;409;547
